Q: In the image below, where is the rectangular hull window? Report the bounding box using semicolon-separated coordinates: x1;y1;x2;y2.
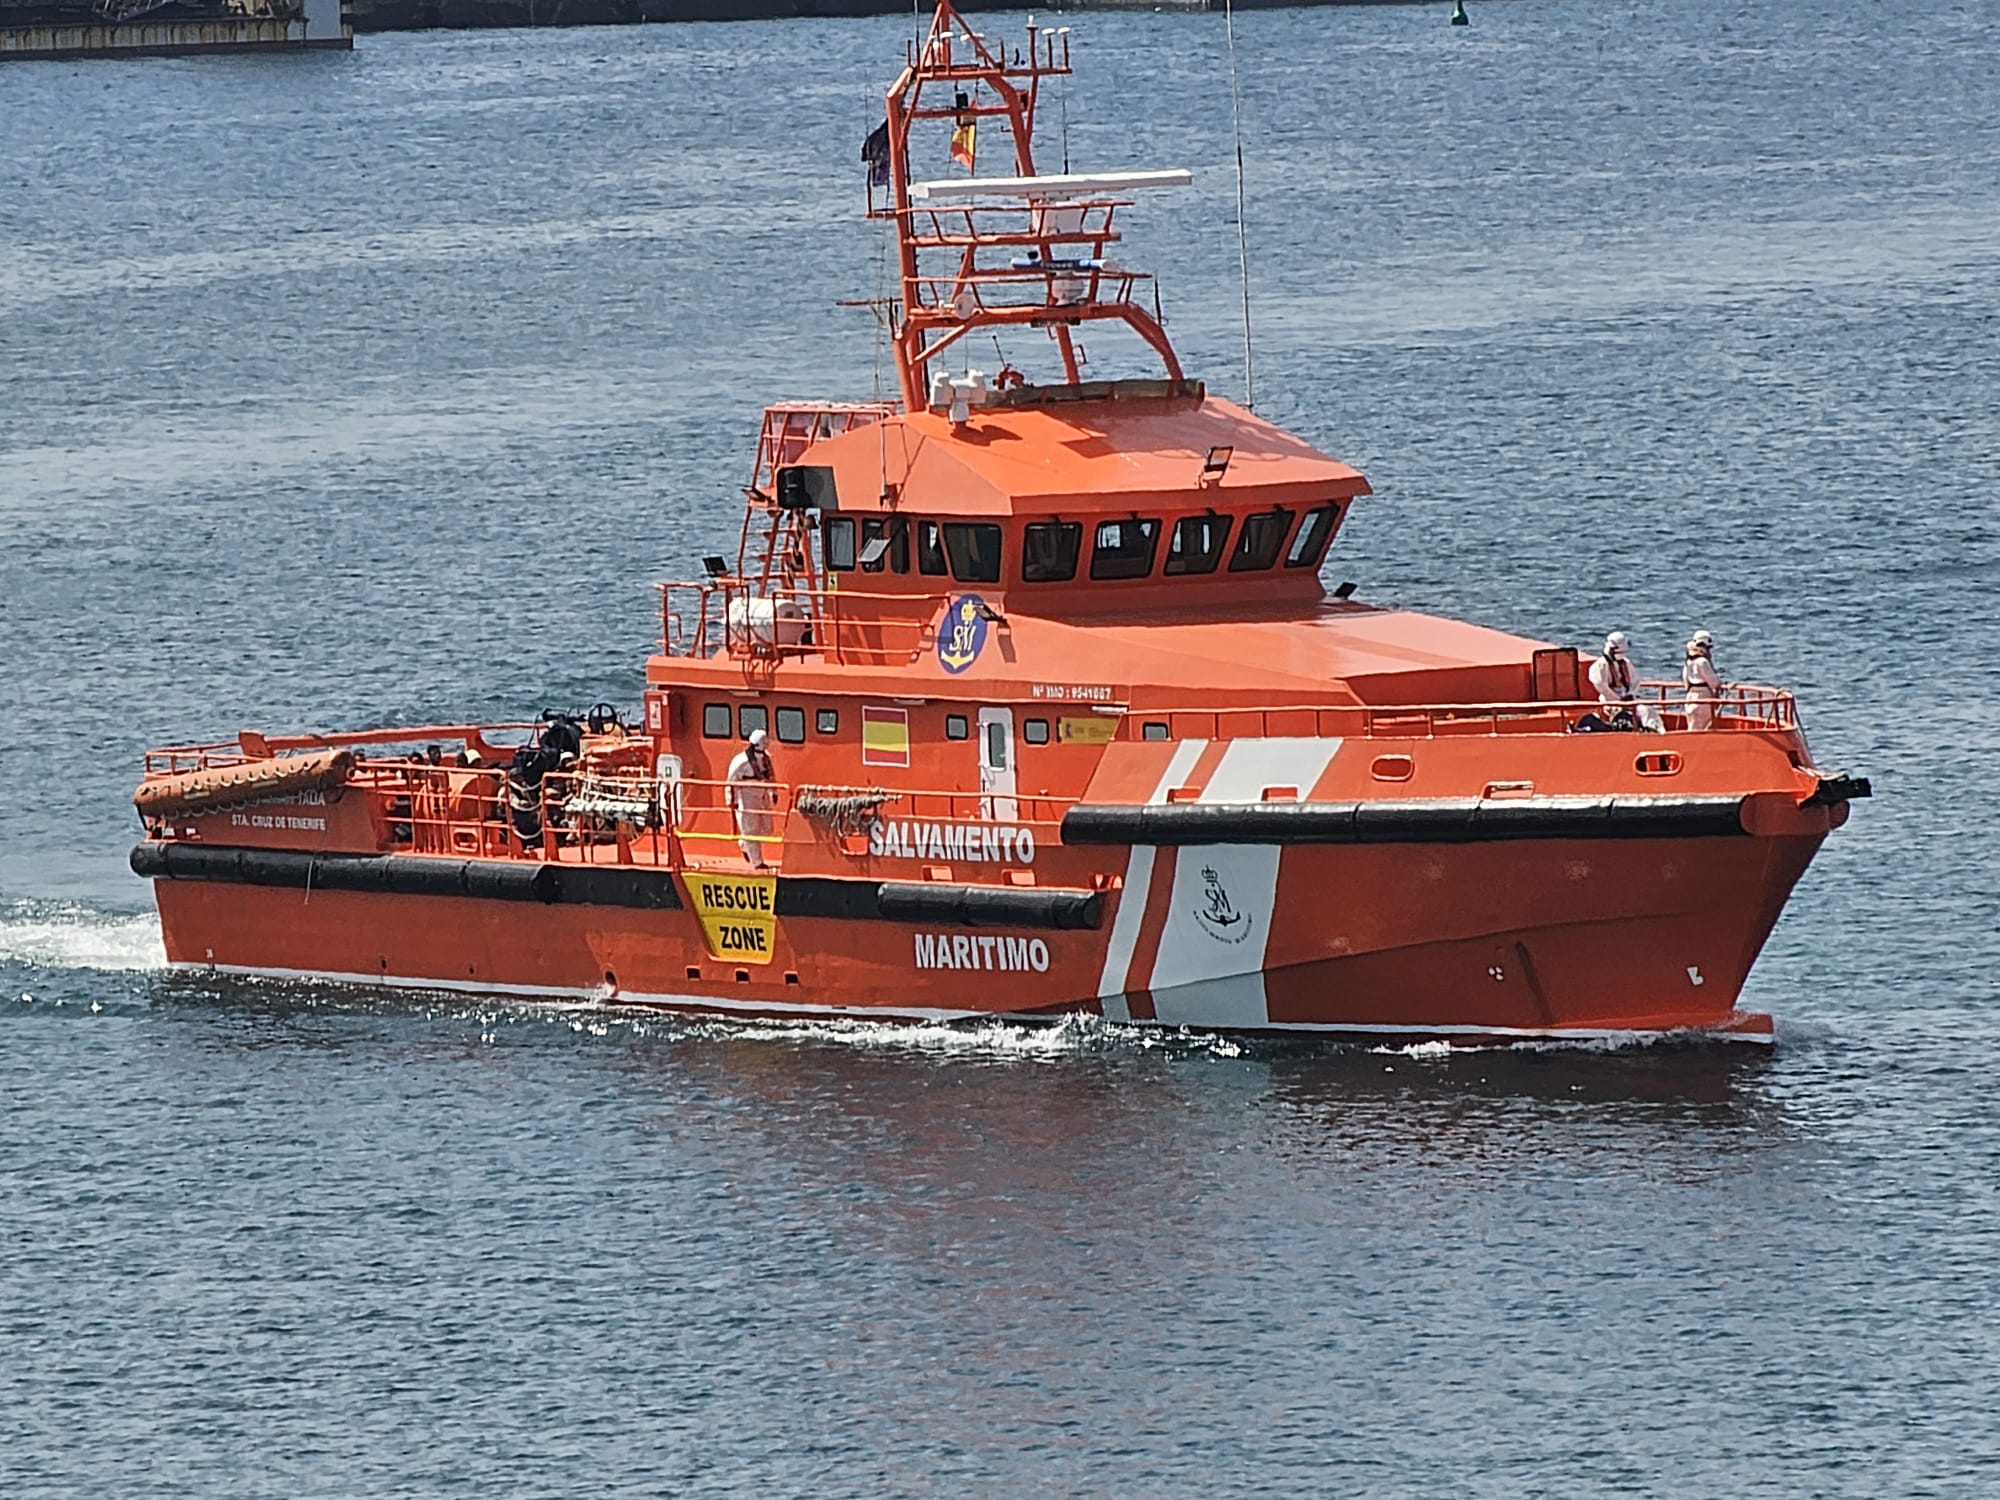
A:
1228;507;1296;572
824;517;857;571
1022;521;1083;582
944;523;1003;583
1165;513;1232;576
1285;503;1341;569
1089;517;1161;580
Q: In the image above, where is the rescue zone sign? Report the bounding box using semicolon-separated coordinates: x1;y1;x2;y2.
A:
684;873;778;964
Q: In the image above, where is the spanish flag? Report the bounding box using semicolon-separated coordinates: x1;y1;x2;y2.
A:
950;120;977;171
861;706;911;768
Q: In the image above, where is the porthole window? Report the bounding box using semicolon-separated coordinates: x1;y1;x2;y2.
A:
1023;718;1051;745
1165;513;1232;576
816;708;840;735
1285;503;1341;570
943;522;1003;584
1021;521;1083;583
1089;517;1161;580
945;713;970;741
703;703;732;739
824;516;856;571
1228;507;1295;572
738;703;768;740
1142;721;1170;741
775;706;807;744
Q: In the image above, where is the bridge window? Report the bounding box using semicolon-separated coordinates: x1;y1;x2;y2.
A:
916;520;949;576
943;522;1003;584
946;713;969;740
775;706;807;744
860;517;909;574
703;703;732;738
738;704;768;740
824;516;856;571
1285;503;1341;570
1021;521;1083;583
1023;718;1051;745
1164;513;1232;576
1142;721;1171;741
1228;507;1295;572
816;708;840;735
1089;517;1160;580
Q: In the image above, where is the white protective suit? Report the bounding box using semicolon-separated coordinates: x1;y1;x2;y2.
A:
727;739;777;867
1589;643;1638;706
1682;642;1723;731
1588;634;1661;729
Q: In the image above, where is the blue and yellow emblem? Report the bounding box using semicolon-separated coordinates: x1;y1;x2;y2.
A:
937;594;990;674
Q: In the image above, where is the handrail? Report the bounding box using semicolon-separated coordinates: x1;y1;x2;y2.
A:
659;579;951;666
1114;682;1797;742
334;764;1079;875
141;723;544;777
141;680;1799;786
748;401;894;500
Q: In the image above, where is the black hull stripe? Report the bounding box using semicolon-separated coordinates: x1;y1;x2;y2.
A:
1060;795;1750;847
129;844;681;908
130;844;1102;931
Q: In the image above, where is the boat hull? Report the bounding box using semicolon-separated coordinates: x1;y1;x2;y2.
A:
144;821;1825;1044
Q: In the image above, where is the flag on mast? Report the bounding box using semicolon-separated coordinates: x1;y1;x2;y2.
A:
861;120;891;188
949;120;977;171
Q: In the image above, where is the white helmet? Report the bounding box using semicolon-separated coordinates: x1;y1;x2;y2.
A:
1690;629;1714;650
1604;631;1629;657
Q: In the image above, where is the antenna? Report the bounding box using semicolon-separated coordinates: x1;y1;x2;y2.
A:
1056;27;1071;173
1222;0;1255;410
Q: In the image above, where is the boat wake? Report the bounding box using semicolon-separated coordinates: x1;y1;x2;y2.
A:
655;1010;1248;1060
0;900;167;974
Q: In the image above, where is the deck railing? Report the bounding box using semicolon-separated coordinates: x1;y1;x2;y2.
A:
1110;682;1797;743
136;682;1801;873
346;764;1077;875
658;579;945;667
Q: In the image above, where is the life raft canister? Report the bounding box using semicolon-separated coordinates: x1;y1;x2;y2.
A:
133;748;354;820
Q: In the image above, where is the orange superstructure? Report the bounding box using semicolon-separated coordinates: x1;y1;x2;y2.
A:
132;0;1868;1042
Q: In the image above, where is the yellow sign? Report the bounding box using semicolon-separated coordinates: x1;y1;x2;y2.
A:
684;872;778;964
1058;715;1119;745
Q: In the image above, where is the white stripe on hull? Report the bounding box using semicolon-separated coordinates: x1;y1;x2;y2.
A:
1198;736;1342;804
1149;845;1279;1027
1097;737;1209;1014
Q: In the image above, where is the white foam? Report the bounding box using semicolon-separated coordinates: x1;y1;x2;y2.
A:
1372;1039;1459;1059
0;902;167;973
1368;1030;1691;1058
669;1011;1124;1059
601;1010;1247;1061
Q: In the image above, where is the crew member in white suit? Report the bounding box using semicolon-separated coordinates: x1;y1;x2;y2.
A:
727;728;777;868
1682;629;1723;731
1590;631;1638;706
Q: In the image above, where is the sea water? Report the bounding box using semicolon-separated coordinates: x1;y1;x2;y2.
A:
3;2;1997;1492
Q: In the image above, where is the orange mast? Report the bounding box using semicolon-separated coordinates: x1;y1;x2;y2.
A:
872;0;1185;410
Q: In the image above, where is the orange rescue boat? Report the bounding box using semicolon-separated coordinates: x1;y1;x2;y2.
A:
132;2;1868;1042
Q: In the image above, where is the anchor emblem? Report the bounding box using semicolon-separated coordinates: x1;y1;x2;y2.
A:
1193;865;1252;944
937;595;990;674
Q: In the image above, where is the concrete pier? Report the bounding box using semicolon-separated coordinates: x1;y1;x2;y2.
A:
0;0;350;58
